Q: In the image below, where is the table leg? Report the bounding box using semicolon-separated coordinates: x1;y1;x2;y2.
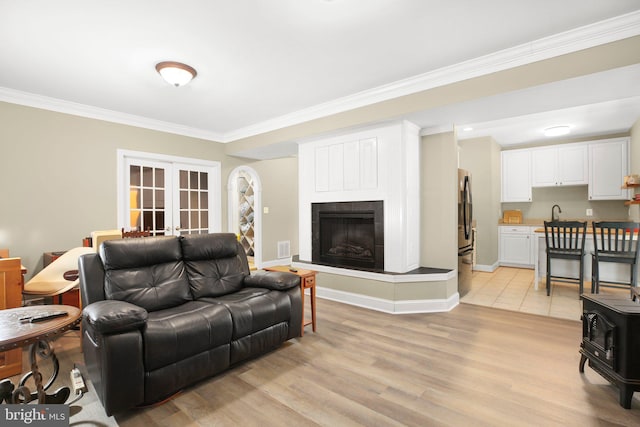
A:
310;284;316;332
534;235;539;290
0;379;15;403
300;282;305;337
10;340;70;404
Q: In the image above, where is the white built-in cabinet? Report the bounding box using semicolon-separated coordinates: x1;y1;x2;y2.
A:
501;137;629;203
588;138;630;200
501;149;532;202
498;226;536;268
531;143;588;187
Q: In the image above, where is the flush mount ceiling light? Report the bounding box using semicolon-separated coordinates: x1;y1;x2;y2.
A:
155;61;197;87
543;125;571;137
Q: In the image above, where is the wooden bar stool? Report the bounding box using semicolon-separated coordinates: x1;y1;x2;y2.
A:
543;220;587;296
591;221;640;297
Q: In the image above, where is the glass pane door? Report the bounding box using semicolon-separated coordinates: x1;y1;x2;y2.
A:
174;163;216;235
119;150;221;237
125;158;172;236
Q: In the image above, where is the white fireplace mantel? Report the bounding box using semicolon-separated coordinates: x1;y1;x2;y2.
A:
298;120;420;273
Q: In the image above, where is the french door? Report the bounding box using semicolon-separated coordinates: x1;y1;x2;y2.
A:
118;150;221;236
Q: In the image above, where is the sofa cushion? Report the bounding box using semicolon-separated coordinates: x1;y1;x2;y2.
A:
100;236;191;312
143;300;233;371
181;233;248;298
202;287;292;339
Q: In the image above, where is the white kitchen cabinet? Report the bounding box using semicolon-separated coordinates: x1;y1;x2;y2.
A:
588;138;630;200
501;149;531;202
531;143;587;187
499;226;534;267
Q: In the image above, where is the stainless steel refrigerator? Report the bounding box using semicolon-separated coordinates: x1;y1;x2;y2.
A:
458;169;473;296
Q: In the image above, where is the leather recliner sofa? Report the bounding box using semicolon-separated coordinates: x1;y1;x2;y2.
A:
78;233;302;415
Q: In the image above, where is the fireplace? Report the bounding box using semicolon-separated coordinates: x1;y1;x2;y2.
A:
312;201;384;271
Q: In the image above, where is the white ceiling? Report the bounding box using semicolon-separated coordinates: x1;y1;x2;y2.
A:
1;0;639;148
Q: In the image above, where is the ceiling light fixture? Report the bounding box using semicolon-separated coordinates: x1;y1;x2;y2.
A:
543;125;570;137
156;61;197;87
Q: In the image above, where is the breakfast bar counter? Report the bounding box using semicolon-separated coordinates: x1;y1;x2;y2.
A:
532;228;636;290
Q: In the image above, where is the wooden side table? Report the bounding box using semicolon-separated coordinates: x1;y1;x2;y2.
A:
264;266;317;336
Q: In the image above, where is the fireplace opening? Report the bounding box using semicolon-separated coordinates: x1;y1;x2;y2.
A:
312;201;383;271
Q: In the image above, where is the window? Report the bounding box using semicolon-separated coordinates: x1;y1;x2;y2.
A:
118;150;221;235
228;166;262;268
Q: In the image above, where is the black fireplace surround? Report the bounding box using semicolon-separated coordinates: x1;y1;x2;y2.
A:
312;201;384;271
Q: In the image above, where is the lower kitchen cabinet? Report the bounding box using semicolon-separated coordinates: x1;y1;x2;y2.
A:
499;226;535;268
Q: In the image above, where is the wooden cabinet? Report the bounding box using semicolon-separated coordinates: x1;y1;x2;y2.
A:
588;138;630;200
499;226;534;267
531;143;587;187
501;149;532;202
0;258;24;378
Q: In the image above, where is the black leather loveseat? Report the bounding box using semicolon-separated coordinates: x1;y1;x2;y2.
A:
78;233;301;415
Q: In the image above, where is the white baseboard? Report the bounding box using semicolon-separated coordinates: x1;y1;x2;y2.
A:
316;286;459;314
473;262;499;272
259;258;292;268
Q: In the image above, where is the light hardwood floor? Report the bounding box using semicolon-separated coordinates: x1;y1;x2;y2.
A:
9;294;640;426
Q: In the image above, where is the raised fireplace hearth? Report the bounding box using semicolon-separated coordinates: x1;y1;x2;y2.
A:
312;201;383;271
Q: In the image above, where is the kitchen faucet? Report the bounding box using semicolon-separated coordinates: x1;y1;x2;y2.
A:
551;204;562;221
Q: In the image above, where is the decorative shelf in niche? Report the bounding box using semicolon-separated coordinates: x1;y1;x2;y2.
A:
237;172;255;257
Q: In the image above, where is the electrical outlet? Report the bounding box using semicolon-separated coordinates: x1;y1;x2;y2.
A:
586;209;593;217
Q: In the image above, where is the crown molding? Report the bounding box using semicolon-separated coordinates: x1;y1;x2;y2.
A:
224;10;640;142
0;87;225;142
1;10;638;143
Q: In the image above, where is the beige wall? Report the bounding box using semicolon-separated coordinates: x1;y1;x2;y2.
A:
420;132;458;272
630;117;640;221
317;272;457;301
458;137;501;267
502;186;628;221
0;102;299;278
631;117;640;171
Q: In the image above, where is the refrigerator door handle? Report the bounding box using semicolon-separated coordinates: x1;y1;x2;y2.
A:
462;175;472;240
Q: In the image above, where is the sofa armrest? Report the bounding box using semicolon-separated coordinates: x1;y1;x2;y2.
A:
78;253;107;306
244;270;300;291
83;300;148;334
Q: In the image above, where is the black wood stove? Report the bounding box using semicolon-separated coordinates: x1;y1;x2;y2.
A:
580;293;640;408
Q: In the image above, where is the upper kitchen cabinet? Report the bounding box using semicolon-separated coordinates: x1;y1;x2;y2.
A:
531;143;587;187
588;138;630;201
501;149;531;202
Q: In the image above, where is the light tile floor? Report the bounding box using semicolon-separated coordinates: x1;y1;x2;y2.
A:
461;266;630;321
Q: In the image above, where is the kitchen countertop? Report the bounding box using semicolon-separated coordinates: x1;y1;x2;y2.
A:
498;218;628;227
498;219;545;226
532;227;592;233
